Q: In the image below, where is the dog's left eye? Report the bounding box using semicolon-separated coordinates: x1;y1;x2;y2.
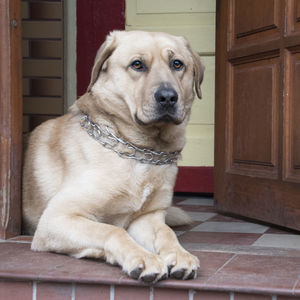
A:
171;59;184;71
131;60;146;72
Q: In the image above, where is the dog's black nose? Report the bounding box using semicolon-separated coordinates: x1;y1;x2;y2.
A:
155;87;178;109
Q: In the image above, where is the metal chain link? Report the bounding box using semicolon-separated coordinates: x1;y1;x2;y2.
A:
80;114;181;165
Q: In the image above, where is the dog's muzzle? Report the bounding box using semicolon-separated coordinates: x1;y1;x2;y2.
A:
155;86;178;109
154;86;179;123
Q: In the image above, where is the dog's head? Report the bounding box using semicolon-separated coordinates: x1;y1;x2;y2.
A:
88;31;204;126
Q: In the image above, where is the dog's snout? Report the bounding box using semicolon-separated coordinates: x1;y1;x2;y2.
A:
155;87;178;108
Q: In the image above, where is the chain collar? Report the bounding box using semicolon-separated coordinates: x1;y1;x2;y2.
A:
80;114;181;165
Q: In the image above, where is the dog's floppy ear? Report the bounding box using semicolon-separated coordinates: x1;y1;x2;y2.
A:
87;31;117;92
184;40;205;99
191;49;205;99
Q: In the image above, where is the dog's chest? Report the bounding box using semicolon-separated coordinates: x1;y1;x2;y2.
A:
101;179;155;228
90;160;176;227
111;165;172;219
127;165;158;210
131;182;155;214
112;185;159;228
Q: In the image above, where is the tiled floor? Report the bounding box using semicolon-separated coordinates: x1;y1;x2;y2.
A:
174;195;300;251
0;195;300;299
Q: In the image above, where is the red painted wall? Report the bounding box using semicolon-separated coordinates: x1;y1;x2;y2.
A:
76;0;125;96
175;167;214;194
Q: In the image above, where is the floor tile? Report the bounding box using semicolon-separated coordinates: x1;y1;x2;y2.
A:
174;231;185;236
0;243;76;280
253;234;300;250
191;251;235;282
265;227;297;234
179;232;261;245
171;221;202;232
0;242;125;284
172;221;203;233
205;254;300;294
294;278;300;296
8;235;33;243
173;196;187;201
177;198;214;206
191;221;269;234
41;254;124;283
209;214;244;222
183;243;300;257
177;205;217;213
186;211;217;222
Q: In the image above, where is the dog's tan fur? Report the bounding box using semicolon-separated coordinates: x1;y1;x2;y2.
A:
22;31;204;282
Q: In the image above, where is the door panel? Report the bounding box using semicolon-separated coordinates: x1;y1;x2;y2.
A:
290;53;300;170
287;0;300;34
228;56;279;179
215;0;300;230
283;49;300;183
234;0;278;36
232;0;280;47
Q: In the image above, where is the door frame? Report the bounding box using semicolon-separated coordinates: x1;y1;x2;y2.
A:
0;0;23;239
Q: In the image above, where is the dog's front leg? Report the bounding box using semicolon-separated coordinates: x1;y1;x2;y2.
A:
31;204;167;283
127;211;199;280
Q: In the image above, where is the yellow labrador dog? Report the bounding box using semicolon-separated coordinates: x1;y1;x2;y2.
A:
23;30;204;283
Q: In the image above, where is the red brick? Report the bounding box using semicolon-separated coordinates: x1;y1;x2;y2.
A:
235;293;271;299
75;283;110;300
0;280;32;300
36;282;72;300
114;285;150;300
277;296;300;299
154;288;189;300
194;290;230;299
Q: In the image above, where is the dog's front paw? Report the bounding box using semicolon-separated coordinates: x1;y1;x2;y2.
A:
160;249;199;280
123;251;168;283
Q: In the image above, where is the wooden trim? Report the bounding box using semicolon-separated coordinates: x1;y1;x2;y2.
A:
76;0;125;96
63;0;77;110
0;0;23;239
174;167;214;194
214;0;227;205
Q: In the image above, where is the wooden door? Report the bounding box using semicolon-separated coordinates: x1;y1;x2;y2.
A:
215;0;300;231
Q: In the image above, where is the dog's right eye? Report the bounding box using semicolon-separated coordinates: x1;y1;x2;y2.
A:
130;60;146;72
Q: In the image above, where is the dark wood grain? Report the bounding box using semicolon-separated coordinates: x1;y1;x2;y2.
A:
0;0;23;239
215;0;300;231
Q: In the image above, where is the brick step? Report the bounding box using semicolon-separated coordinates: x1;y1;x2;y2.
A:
0;241;299;299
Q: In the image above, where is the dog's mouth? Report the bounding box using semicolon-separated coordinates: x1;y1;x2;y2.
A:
157;113;181;124
134;112;182;126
